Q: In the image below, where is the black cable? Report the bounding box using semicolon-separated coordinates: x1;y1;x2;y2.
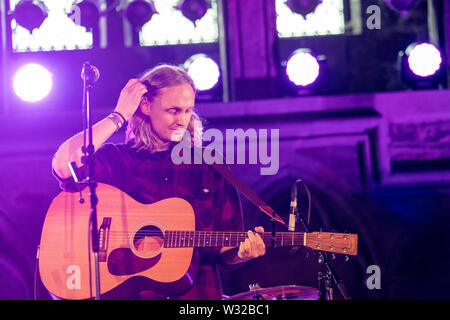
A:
294;179;312;226
88;212;93;299
33;245;40;300
299;179;312;226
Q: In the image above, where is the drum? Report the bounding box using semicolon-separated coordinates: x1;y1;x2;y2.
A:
225;284;319;300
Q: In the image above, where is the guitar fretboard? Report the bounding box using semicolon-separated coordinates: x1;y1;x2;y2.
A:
163;231;305;248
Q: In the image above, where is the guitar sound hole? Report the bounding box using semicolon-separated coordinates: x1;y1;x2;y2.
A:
132;225;164;259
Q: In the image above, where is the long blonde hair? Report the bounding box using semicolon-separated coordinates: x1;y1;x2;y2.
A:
125;64;203;152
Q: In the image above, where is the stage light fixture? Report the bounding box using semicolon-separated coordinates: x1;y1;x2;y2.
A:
176;0;211;26
13;63;53;102
399;42;444;88
285;0;322;18
184;54;220;91
70;0;100;30
125;0;158;29
384;0;421;16
279;48;328;96
13;0;48;32
408;43;442;77
285;49;320;86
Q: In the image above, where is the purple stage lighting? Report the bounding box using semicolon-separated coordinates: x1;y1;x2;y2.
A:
13;63;53;102
285;0;322;18
407;43;442;77
176;0;211;26
384;0;421;16
13;0;48;32
72;0;100;30
126;0;157;29
184;54;220;91
286;49;320;86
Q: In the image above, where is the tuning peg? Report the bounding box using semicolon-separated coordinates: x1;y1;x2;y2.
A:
331;253;336;260
344;255;350;262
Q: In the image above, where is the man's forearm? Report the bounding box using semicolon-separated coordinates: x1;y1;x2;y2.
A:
52;116;118;179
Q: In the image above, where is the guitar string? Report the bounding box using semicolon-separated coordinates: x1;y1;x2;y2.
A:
106;231;306;235
98;234;306;240
93;232;307;247
96;236;349;250
93;237;305;247
94;230;306;237
93;232;347;249
101;231;306;239
100;235;303;243
100;232;307;240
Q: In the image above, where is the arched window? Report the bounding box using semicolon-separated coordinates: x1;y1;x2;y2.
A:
10;0;93;52
276;0;346;38
139;0;219;46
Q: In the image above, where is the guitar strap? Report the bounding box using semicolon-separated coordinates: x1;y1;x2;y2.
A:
201;151;287;226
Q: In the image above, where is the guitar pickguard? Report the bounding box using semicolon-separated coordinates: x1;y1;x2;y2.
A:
107;248;161;276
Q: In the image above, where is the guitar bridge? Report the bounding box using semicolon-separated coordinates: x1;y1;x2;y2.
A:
98;217;112;262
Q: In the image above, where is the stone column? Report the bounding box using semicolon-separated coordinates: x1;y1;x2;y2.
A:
225;0;278;100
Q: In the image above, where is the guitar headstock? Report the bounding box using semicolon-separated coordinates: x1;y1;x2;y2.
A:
305;232;358;256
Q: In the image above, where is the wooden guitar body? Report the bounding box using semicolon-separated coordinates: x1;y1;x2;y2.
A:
39;183;197;300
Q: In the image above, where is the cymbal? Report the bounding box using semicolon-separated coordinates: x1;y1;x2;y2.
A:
226;285;319;300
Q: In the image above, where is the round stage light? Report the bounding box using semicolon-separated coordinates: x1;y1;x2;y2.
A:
286;50;320;86
13;63;53;102
184;54;220;91
407;43;442;77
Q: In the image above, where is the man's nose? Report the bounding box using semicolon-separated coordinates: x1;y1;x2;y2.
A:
175;112;189;127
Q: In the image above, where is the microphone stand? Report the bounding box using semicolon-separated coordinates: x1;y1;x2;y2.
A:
81;62;101;300
296;212;351;300
294;182;351;300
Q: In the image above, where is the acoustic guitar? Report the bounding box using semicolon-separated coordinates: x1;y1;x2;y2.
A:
39;183;357;300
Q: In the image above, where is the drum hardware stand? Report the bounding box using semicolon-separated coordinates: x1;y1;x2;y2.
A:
295;209;351;300
290;178;352;300
318;269;333;300
248;283;263;300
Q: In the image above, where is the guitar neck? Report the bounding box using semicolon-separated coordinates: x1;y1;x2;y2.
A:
163;230;358;256
164;231;304;248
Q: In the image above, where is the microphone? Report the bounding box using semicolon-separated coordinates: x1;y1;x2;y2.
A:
81;62;100;84
288;181;298;231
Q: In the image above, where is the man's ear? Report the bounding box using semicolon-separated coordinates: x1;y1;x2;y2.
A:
140;96;151;116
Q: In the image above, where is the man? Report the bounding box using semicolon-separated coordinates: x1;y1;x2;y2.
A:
51;64;266;299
